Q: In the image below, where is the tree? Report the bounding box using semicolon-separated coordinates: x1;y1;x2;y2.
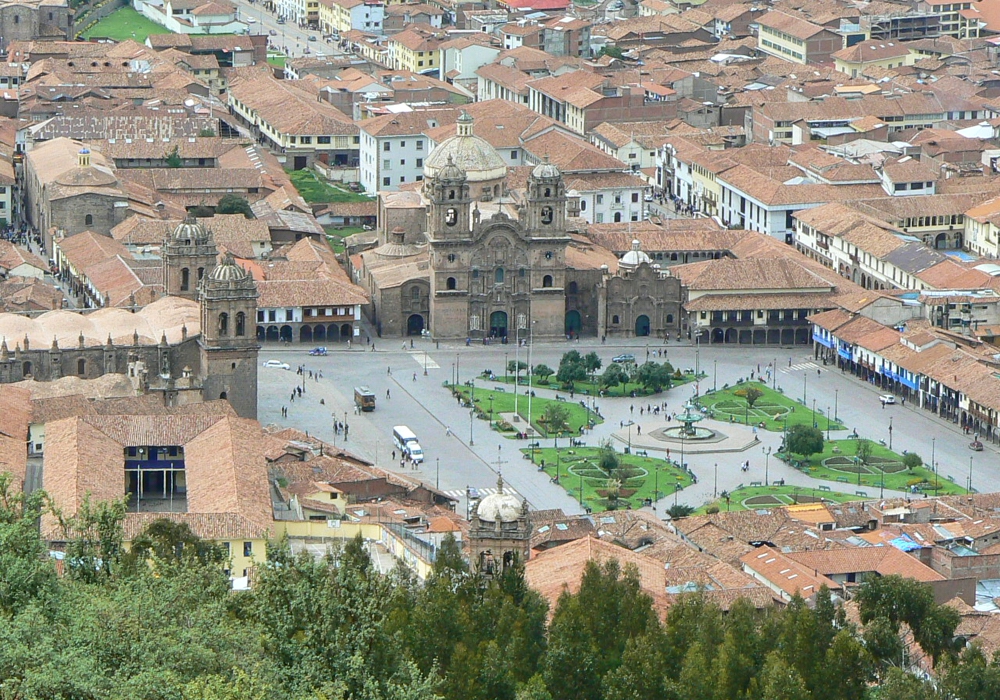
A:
634;362;673;393
165;144;182;168
583;352;602;382
60;495;126;583
542;403;571;444
744;386;764;408
598;46;625;59
666;503;694;519
508;360;529;381
556;351;587;388
532;364;554;384
597;440;620;478
0;472;58;615
785;424;824;460
856;438;874;466
216;194;254;218
902;452;923;471
600;364;628;394
755;652;811;700
199;127;217;137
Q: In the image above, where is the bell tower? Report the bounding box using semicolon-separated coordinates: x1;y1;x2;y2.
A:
427;156;472;240
467;475;531;576
197;253;258;418
163;217;217;300
523;158;566;235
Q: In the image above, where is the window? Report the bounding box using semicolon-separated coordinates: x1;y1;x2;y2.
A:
400;159;406;166
383;142;391;151
411;286;420;299
542;275;553;288
446;276;457;290
511;150;518;159
300;136;312;144
383;177;391;186
236;312;246;337
268;310;276;322
22;361;30;376
447;254;456;263
495;268;505;283
257;310;264;323
218;313;229;335
197;267;204;281
472;269;479;279
568;281;579;294
545;251;553;260
400;141;406;148
631;192;639;203
445;208;457;226
383;159;391;170
580;199;587;211
596;194;604;204
318;136;331;144
84;214;93;226
286;309;294;321
416;140;424;150
180;267;190;291
416;158;423;167
243;541;253;557
77;359;86;376
612;315;619;324
400;176;406;183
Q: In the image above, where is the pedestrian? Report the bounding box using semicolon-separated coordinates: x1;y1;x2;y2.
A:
637;425;641;435
817;369;821;376
392;450;396;461
290;392;295;402
410;339;414;349
402;342;407;350
413;372;417;382
387;366;391;374
372;344;376;352
347;340;351;349
320;399;325;405
630;404;634;415
386;389;391;399
446;426;451;436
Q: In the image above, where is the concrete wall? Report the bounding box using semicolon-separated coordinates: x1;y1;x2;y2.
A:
930;547;1000;581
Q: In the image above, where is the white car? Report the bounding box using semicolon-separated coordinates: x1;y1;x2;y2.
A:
245;16;256;23
879;394;896;405
263;360;290;370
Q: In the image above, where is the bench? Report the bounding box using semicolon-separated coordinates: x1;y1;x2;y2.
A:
855;491;868;497
818;485;831;492
836;476;849;483
749;481;762;487
494;386;506;392
635;449;648;457
555;395;567;401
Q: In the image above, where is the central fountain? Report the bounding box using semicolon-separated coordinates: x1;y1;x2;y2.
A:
661;400;716;440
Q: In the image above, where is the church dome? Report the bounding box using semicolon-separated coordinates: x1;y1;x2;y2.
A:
208;255;249;281
172;216;208;242
620;240;651;268
53;165;118;188
531;157;561;180
437;155;467;183
475;477;524;523
424;111;507;183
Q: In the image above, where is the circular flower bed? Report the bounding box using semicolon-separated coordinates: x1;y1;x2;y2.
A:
743;495;785;506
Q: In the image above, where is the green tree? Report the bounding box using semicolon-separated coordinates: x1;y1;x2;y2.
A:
666;503;694;519
634;362;674;393
532;364;554;383
542;403;571;445
744;386;764;408
59;495;126;583
556;351;587;388
903;452;923;471
755;651;812;700
0;472;57;615
855;438;874;466
785;424;824;460
583;352;602;382
216;194;254;218
508;360;529;382
600;363;628;394
165;144;182;168
872;668;942;700
199;128;217;137
597;439;620;477
598;46;625;59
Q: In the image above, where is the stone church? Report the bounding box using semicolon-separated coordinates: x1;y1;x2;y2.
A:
0;218;260;418
355;113;684;341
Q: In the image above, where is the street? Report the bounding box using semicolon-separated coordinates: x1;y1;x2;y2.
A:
235;0;322;58
258;337;988;517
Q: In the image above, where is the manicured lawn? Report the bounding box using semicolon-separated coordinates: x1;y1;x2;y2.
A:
286;168;371;204
694;484;869;515
525;446;693;513
80;7;174;42
780;440;967;495
483;370;700;397
698;381;845;433
267;53;287;68
448;384;602;438
324;225;365;253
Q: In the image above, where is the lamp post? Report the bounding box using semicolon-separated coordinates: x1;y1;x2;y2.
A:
504;352;508;383
626;420;634;452
456;353;460;387
772;356;777;390
714;462;718;498
834;389;839;422
579;462;585;507
763;445;771;486
826;406;831;440
653;461;659;509
344;412;348;441
527;322;534;436
469;378;475;446
932;437;937;492
968;455;974;493
880;460;885;499
803;372;807;404
513;326;520;419
423;348;428;376
436;457;440;489
713;359;717;392
489;395;494;427
812;398;816;428
888;416;893;451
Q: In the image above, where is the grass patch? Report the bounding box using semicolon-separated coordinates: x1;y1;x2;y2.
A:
698;381;845;433
323;225;365;253
782;440;966;495
286;168;371;204
80;7;168;42
448;384;602;438
267;53;287;68
484;370;700;397
695;484;869;514
524;446;692;513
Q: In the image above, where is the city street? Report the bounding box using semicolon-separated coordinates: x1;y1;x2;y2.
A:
258;337;988;517
235;0;321;58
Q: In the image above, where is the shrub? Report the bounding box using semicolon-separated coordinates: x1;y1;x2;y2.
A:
705;505;720;514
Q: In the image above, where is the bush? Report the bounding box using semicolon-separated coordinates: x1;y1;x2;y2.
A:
705;505;720;514
906;477;926;487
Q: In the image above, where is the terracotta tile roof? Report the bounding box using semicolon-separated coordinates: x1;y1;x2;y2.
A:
757;10;827;39
685;292;836;312
741;545;840;598
228;69;358;137
58;231;132;271
787;546;944;582
526;535;669;616
0;385;31;490
522;130;625;172
674;256;833;292
257;278;368;308
0;240;48;273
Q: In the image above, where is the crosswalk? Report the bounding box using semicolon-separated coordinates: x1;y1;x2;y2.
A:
409;351;440;369
781;361;819;374
443;486;521;501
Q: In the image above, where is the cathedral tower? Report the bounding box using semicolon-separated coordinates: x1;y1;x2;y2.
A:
467;476;531;576
163;217;218;300
197;254;258;418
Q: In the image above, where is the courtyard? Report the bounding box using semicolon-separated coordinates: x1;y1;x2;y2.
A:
698;381;845;433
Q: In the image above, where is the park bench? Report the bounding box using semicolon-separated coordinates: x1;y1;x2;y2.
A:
818;485;831;492
494;386;506;392
635;449;648;456
555;395;567;401
855;491;867;497
749;481;762;487
836;476;849;483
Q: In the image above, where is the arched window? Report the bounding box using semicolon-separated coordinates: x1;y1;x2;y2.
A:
235;312;246;337
84;214;93;226
666;314;674;324
541;206;553;225
180;267;190;291
568;281;579;294
445;208;457;226
446;277;457;290
197;267;205;280
77;358;86;376
614;212;622;223
13;15;19;23
218;312;229;335
612;315;619;324
580;199;587;212
495;267;504;283
448;189;455;200
670;253;678;261
472;269;479;279
544;187;551;197
411;286;421;299
22;361;31;376
542;274;553;288
220;391;227;400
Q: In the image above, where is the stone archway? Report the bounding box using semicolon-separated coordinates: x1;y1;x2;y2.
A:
314;325;326;341
565;310;582;335
279;325;293;342
407;314;424;336
300;325;313;343
266;326;279;342
635;314;651;337
341;323;352;340
490;310;508;338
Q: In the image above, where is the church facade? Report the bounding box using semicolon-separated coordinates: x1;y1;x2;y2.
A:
355;113;686;341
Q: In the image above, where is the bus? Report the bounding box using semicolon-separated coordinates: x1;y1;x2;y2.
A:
354;386;376;411
392;425;423;464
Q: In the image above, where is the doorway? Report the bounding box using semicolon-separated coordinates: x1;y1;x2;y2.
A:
635;314;650;337
565;310;582;336
407;314;424;336
490;310;508;338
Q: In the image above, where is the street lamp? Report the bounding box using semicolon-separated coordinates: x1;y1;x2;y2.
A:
625;420;634;453
812;399;816;428
489;394;494;427
772;356;777;390
826;406;831;440
834;389;839;422
423;348;428;376
763;445;771;486
436;457;440;489
469;378;475;446
968;455;974;493
932;437;938;492
803;372;807;404
714;462;718;498
504;352;508;383
888;416;893;451
713;359;717;393
653;460;659;509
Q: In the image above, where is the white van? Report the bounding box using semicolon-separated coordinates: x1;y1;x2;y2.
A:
392;425;424;464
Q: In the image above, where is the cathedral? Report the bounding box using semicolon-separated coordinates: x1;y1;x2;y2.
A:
0;219;260;419
355;113;684;341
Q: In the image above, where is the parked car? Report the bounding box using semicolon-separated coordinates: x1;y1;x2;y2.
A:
308;35;318;41
245;16;256;23
612;354;636;364
263;360;290;370
269;28;277;35
308;347;328;356
879;394;896;405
